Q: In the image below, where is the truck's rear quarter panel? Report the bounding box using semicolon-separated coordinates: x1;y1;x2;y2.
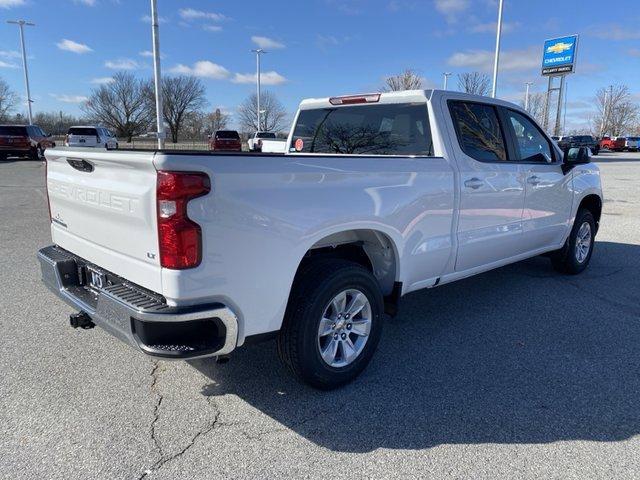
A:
154;153;455;340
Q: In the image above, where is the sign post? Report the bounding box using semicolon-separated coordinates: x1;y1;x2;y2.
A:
541;35;578;136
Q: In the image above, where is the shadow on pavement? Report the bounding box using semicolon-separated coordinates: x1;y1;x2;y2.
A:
190;241;640;452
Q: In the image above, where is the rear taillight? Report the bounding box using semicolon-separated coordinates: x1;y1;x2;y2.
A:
156;171;210;269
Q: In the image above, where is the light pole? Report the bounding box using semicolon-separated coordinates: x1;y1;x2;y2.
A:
524;82;533;111
491;0;504;98
442;72;452;90
150;0;165;149
251;49;266;132
7;20;35;125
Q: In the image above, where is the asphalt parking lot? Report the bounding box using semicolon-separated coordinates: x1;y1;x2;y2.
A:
1;151;639;479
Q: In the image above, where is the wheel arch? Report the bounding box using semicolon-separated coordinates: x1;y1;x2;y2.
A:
295;228;402;299
578;194;602;233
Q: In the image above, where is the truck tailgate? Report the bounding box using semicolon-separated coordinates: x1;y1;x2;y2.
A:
45;148;162;293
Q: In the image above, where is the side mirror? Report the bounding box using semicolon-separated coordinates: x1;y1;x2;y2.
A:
562;146;590;173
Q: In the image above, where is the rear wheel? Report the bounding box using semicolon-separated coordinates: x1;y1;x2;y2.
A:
550;209;596;274
29;146;42;161
277;258;384;390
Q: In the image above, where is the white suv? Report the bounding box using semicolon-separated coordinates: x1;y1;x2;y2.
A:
65;126;118;150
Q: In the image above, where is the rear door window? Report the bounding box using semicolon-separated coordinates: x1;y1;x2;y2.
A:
291;103;433;155
69;127;98;136
448;101;507;162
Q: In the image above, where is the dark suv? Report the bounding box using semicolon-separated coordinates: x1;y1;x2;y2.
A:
0;125;56;160
557;135;599;156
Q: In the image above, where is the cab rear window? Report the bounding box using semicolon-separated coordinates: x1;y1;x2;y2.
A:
291;103;433;156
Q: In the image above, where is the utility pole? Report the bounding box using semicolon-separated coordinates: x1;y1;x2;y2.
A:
7;20;35;125
491;0;504;98
150;0;165;149
442;72;452;90
524;82;533;111
600;88;608;137
251;49;266;132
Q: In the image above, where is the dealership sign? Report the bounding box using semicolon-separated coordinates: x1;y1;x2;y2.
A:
542;35;578;76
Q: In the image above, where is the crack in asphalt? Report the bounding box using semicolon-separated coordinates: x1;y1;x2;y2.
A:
138;368;222;480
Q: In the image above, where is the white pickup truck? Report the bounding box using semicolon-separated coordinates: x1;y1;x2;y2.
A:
39;90;602;389
247;131;287;152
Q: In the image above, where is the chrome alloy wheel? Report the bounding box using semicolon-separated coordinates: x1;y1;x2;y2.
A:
575;221;592;263
317;289;372;368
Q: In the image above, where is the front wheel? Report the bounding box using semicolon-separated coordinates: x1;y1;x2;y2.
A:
550;209;596;274
277;258;384;390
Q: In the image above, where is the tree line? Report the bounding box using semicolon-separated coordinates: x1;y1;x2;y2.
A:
2;70;639;139
0;72;288;142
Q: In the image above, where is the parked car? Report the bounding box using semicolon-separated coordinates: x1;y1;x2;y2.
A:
247;131;287;153
0;124;55;160
39;90;602;389
557;135;600;155
599;136;625;152
209;130;242;152
623;136;640;151
65;126;118;149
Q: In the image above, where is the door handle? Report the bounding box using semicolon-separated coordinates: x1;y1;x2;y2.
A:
464;178;484;189
527;175;541;186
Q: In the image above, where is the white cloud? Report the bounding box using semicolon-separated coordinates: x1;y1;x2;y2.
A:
141;14;168;24
203;25;223;32
447;47;539;72
169;61;230;79
50;93;89;104
251;36;285;49
590;24;640;40
179;8;226;21
0;60;18;69
232;71;287;86
90;77;114;84
0;50;21;58
105;58;139;70
470;21;519;34
434;0;469;22
0;0;26;8
73;0;96;6
139;50;165;59
56;39;93;54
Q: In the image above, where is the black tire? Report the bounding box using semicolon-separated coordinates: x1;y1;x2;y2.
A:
0;153;6;161
277;258;384;390
550;209;596;274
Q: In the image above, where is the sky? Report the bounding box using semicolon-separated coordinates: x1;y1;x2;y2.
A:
0;0;639;131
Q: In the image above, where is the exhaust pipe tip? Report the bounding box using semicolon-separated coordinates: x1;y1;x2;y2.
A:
70;311;95;329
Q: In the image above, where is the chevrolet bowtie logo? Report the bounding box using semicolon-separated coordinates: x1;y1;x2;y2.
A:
546;42;573;54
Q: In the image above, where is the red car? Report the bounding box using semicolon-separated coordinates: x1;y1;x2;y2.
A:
0;124;55;160
209;130;242;152
599;136;625;152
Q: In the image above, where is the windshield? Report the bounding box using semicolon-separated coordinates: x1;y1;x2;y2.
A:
215;130;240;139
68;127;98;136
291;103;433;155
256;132;276;139
0;126;27;136
573;136;593;142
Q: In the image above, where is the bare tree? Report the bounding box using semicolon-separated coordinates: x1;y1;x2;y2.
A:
519;92;546;125
33;111;83;135
457;72;491;96
156;76;207;143
593;85;639;136
0;78;19;122
205;108;230;133
237;91;287;133
382;69;424;92
82;72;153;141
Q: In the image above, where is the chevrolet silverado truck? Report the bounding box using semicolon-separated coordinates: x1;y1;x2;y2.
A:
38;90;603;389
